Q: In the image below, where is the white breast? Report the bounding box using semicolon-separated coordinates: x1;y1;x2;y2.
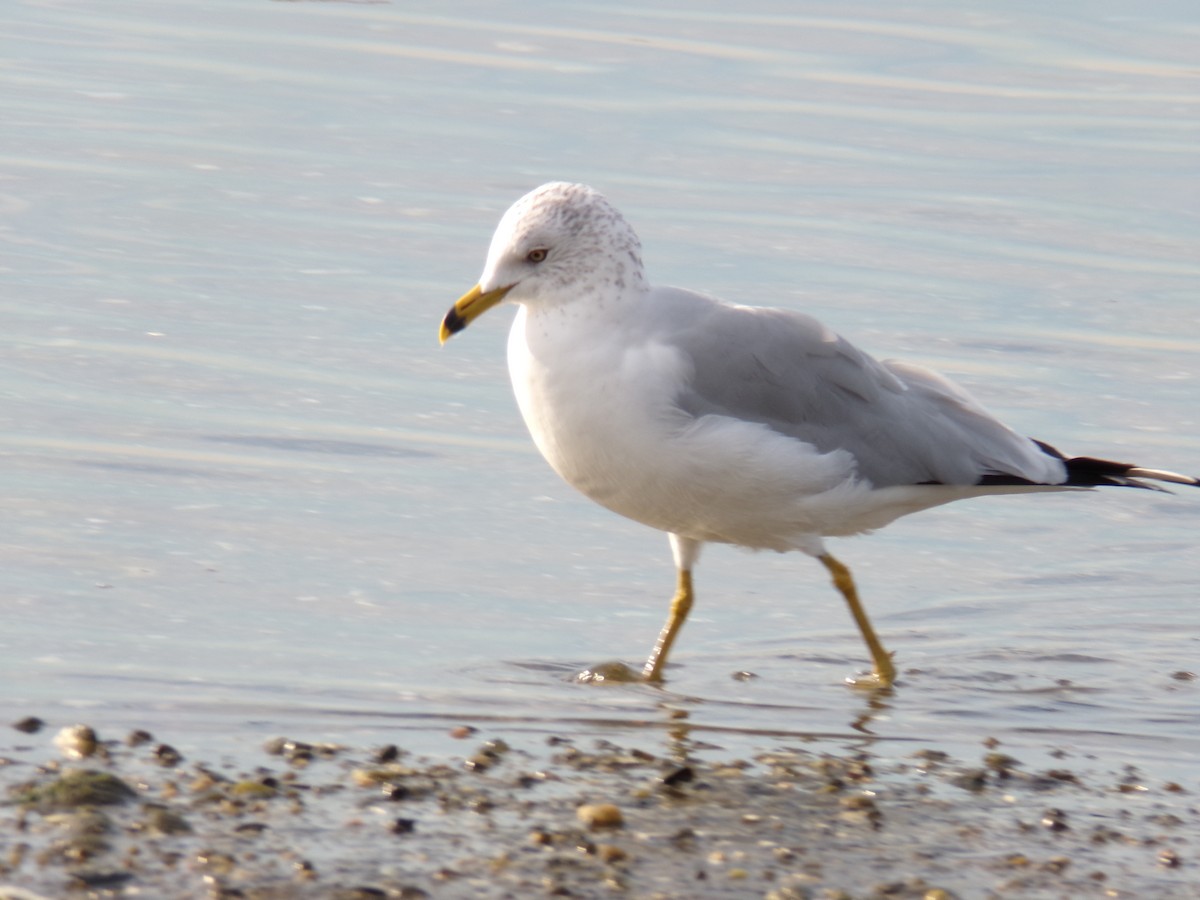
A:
508;305;686;505
506;304;875;550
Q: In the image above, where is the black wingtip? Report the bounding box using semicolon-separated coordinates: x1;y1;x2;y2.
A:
1038;441;1197;490
1060;455;1141;487
977;440;1197;491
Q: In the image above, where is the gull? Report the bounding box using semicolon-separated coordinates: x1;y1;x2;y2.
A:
439;182;1197;687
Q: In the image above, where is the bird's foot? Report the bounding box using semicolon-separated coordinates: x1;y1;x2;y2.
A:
844;670;896;691
844;654;897;691
574;661;644;684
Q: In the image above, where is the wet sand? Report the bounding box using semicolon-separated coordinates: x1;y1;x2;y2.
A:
2;711;1197;899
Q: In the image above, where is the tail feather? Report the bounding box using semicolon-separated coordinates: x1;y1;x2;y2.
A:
1060;455;1198;491
977;439;1198;491
1126;466;1200;486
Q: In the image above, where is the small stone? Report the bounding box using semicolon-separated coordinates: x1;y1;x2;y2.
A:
373;744;401;763
661;765;694;787
670;826;695;848
152;744;183;768
449;725;477;739
194;849;237;876
1148;813;1184;828
188;770;220;793
838;794;882;827
984;752;1020;774
141;805;192;835
17;769;136;810
351;765;418;788
68;871;134;890
12;716;45;734
126;729;153;747
264;737;317;764
230;780;277;798
950;769;987;791
381;783;409;801
464;753;495;772
1040;769;1080;785
1041;808;1069;832
597;843;627;863
53;725;99;759
911;749;950;765
765;888;811;900
577;802;623;829
264;736;289;755
295;858;317;881
390;818;416;835
1158;848;1182;868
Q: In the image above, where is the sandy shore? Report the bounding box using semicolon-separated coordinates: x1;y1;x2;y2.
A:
2;712;1196;899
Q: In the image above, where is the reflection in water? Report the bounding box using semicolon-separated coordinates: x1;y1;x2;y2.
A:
850;687;895;737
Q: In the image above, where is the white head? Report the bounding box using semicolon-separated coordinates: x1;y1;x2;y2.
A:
441;182;647;342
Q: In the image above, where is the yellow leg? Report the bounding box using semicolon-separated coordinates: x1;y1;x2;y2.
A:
642;569;694;682
819;553;896;687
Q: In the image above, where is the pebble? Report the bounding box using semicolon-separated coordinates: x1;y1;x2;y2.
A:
17;769;136;810
12;716;45;735
1158;848;1182;868
53;725;99;759
1041;808;1069;832
596;843;626;863
152;743;183;767
576;802;623;829
390;818;417;835
141;805;192;836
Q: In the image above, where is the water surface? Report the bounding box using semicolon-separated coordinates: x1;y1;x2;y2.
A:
2;1;1198;782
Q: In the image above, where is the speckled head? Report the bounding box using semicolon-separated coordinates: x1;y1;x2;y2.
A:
479;182;648;304
439;183;650;344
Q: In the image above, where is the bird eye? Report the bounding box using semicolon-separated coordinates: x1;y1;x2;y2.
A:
526;248;548;263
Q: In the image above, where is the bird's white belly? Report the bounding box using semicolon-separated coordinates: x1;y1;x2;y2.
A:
509;312;687;514
506;308;901;550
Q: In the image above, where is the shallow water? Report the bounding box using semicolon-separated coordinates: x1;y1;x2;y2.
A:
2;0;1199;789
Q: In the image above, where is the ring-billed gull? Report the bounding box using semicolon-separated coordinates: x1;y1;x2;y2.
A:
439;182;1197;687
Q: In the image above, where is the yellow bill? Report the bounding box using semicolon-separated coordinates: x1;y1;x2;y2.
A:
439;283;514;344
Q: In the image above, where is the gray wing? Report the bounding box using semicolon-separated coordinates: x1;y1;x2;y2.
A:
650;288;1064;488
